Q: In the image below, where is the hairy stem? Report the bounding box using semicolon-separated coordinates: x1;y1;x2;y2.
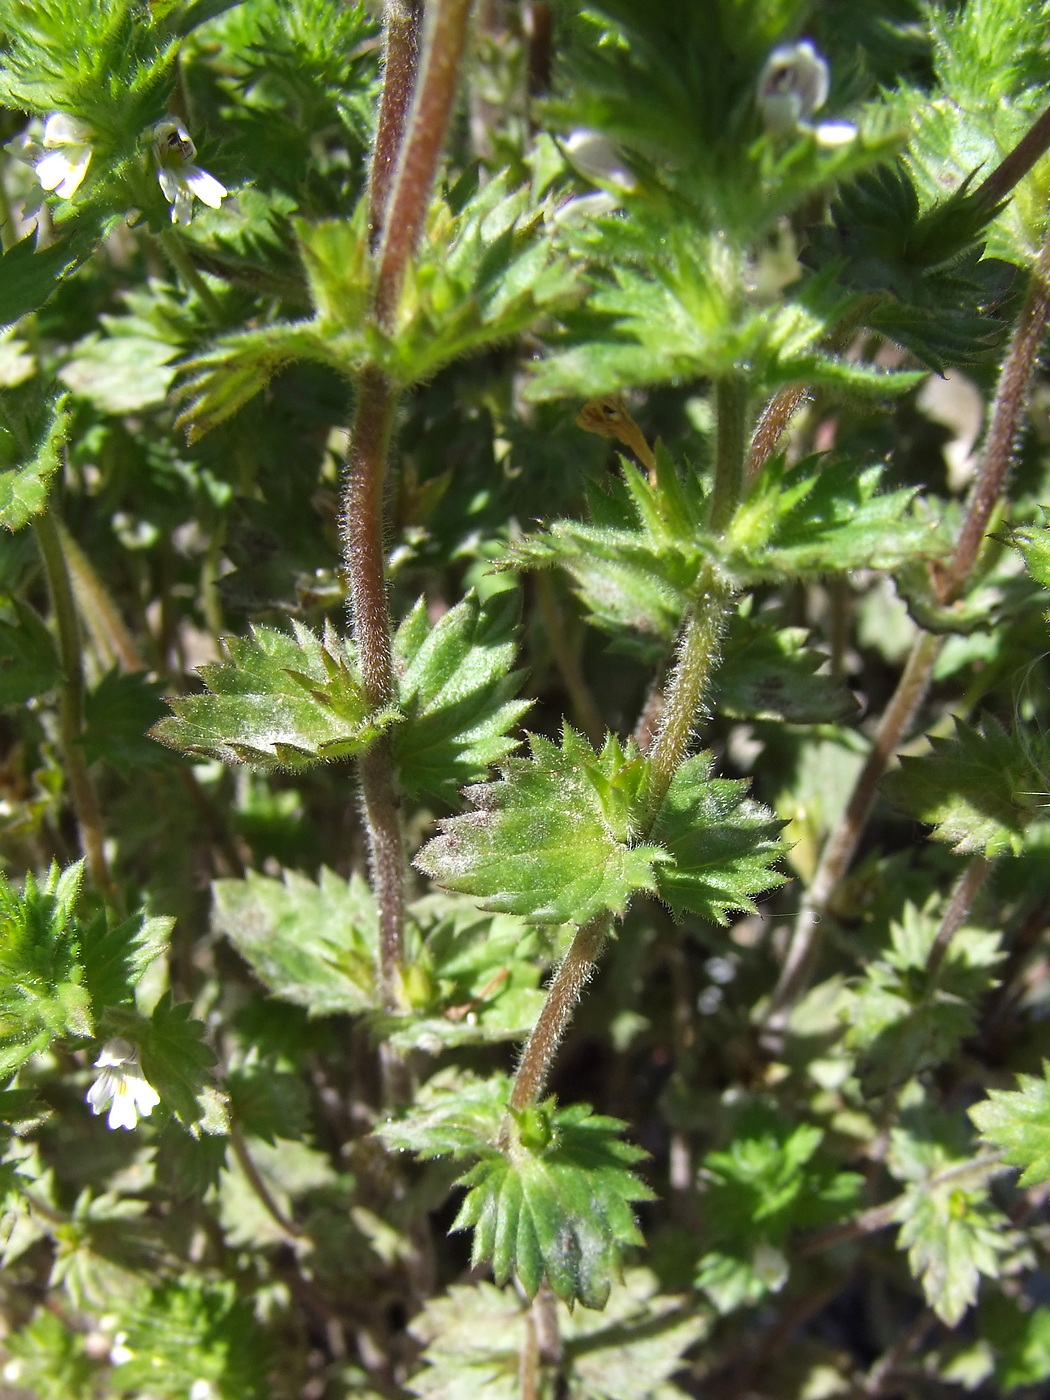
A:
33;510;114;899
643;566;730;824
536;573;604;745
800;1152;1007;1255
707;375;747;533
764;629;942;1032
509;381;746;1111
230;1125;301;1242
369;0;425;245
342;368;404;1010
973;98;1050;212
159;230;223;324
507;916;609;1114
766;222;1050;1033
373;0;475;329
940;230;1050;602
925;855;992;984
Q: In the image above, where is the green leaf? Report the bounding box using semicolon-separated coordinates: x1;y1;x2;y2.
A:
151;621;399;768
0;1309;96;1400
225;1064;311;1145
694;1106;862;1313
175;322;357;440
882;717;1050;856
377;897;562;1055
378;174;580;388
376;1069;510;1160
715;609;858;724
970;1062;1050;1186
392;591;530;802
416;726;668;925
1012;518;1050;598
60;330;179;414
0;393;70;532
408;1269;706;1400
212;867;379;1016
109;1278;272;1400
0;862;92;1076
81;669;179;772
727;456;947;580
0;235;87;332
887;1101;1013;1326
454;1099;654;1310
0;598;61;705
80;908;172;1014
108;993;217;1126
842;902;1003;1092
650;754;785;924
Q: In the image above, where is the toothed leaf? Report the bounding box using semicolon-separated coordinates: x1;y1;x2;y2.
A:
415;727;668;925
150;623;398;769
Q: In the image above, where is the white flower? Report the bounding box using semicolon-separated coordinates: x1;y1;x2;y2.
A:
86;1038;160;1130
19;112;94;199
153;119;227;225
758;41;830;135
758;41;857;147
562;129;636;192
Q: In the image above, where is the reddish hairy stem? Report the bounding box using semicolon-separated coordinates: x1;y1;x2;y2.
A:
342;368;404;1008
507;918;608;1115
369;0;424;246
373;0;474;329
940;232;1050;601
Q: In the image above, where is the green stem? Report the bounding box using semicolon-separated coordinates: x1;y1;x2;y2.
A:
509;383;746;1112
535;573;604;745
707;375;747;534
764;629;943;1033
765;219;1050;1036
33;510;114;899
642;565;730;824
159;230;223;324
925;855;992;984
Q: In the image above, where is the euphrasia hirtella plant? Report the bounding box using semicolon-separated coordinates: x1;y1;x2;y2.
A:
0;2;1047;1396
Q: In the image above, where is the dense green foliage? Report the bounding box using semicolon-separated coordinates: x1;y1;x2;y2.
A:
1;0;1050;1395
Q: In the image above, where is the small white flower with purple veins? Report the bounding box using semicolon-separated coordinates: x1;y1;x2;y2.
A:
758;40;857;146
153;119;227;225
33;113;94;198
86;1038;160;1130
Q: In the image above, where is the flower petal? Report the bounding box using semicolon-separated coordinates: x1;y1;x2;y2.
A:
170;185;194;224
42;112;92;148
157;167;180;204
107;1084;139;1130
34;149;78;192
53;149;91;198
185;166;227;209
86;1071;116;1114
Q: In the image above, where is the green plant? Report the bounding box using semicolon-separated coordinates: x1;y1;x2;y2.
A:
1;0;1050;1395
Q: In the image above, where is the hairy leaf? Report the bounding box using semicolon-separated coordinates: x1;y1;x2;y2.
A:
393;591;529;802
416;727;667;925
650;754;786;924
883;717;1050;855
408;1269;705;1400
454;1099;655;1310
151;622;398;768
0;393;70;532
0;862;92;1076
212;868;379;1016
843;902;1003;1091
970;1063;1050;1186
